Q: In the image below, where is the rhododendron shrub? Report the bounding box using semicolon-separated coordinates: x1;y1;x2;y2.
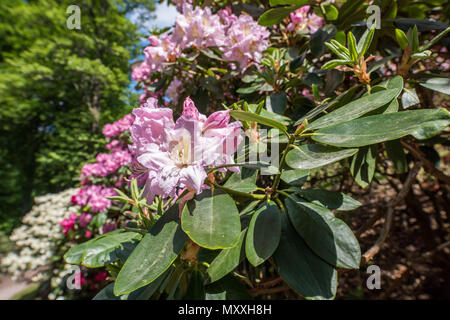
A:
63;1;450;300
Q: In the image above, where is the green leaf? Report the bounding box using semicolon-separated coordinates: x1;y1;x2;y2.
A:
114;207;187;296
401;88;420;108
347;31;358;61
248;104;291;125
223;168;257;193
356;25;375;57
294;189;361;211
321;59;351;70
258;6;299;26
280;169;309;186
323;4;338;20
182;189;241;249
230;110;288;135
82;231;142;268
312;109;450;147
286;144;358;170
285;196;361;269
206;229;246;283
245;203;281;267
273;213;337;300
395;28;409;50
308;89;401;130
205;275;253;300
184;270;206;300
420;26;450;51
350;145;377;188
266;92;287;115
419;78;450;95
94;271;168;300
385;140;408;174
328;40;351;60
64;238;97;264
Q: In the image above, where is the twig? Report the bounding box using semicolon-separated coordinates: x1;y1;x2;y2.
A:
361;161;422;264
401;141;450;185
257;276;283;289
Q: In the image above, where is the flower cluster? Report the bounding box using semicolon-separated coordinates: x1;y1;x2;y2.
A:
287;6;324;34
130;97;242;203
1;189;78;283
102;114;135;138
131;4;270;86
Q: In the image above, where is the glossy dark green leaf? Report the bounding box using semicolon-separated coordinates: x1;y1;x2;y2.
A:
418;78;450;95
114;207;187;296
248;104;291;125
258;6;299;26
385;140;408;174
285;196;360;269
310;25;336;57
308;89;401;130
205;274;253;300
206;229;246;283
94;270;169;300
182;189;241;249
266;92;287;115
312;109;450;147
350;145;377;188
280;169;309;186
223;168;257;193
286;144;358;170
273;213;337;300
64;238;96;264
82;231;142;268
184;270;206;300
230;110;288;135
245;203;281;266
294;189;361;211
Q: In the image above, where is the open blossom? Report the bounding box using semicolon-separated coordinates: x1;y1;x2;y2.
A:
130;97;242;203
287;6;324;34
222;13;270;72
102;114;135;139
173;4;226;49
131;61;151;82
144;34;179;73
59;213;77;235
166;77;183;104
71;185;117;213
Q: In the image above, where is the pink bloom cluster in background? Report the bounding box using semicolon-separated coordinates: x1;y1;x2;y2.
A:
130;97;242;203
59;212;93;236
287;6;324;34
131;4;270;88
102;114;135;139
71;185;117;213
166;77;183;104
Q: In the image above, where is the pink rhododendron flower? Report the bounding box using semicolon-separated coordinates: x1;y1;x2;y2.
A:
101;223;117;234
173;4;226;49
287;6;324;34
71;186;117;212
130;97;242;203
94;271;108;282
59;213;78;235
131;61;151;82
166;77;183;104
222;13;270;71
78;212;93;228
85;230;92;238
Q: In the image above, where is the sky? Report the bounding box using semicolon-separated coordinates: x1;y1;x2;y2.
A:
128;1;178;32
126;2;179;96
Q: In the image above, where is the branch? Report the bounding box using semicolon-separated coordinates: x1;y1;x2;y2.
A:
361;161;422;264
248;285;291;296
401;141;450;185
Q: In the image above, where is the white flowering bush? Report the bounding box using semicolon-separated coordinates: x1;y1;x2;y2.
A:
1;189;77;282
